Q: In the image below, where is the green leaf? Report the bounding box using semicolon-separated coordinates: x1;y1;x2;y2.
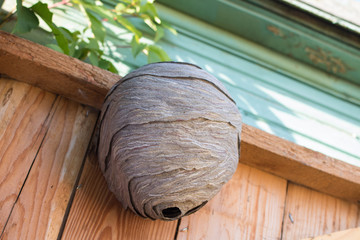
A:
81;4;114;23
82;0;96;4
82;3;141;37
98;59;118;73
140;3;156;16
143;16;157;31
85;10;106;43
154;26;164;42
46;43;64;53
162;22;177;35
140;3;161;24
98;59;109;69
115;3;126;13
58;28;81;56
88;38;103;53
146;3;157;16
115;14;142;38
88;50;99;66
59;27;80;43
31;2;69;55
31;2;52;22
51;29;69;54
74;48;89;60
13;0;39;34
68;40;79;57
154;16;161;25
147;45;170;63
58;27;73;42
0;0;5;9
130;35;147;58
107;61;118;73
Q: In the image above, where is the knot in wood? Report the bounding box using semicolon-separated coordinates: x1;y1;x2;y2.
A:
98;62;242;220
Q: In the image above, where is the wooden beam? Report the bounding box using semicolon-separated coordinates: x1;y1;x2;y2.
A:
0;31;119;109
240;125;360;202
1;31;359;202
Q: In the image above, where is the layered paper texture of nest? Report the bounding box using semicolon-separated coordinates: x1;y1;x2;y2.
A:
98;62;242;220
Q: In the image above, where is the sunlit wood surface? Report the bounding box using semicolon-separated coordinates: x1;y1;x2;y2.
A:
1;78;359;239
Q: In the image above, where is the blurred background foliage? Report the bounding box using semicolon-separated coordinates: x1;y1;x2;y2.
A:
0;0;176;73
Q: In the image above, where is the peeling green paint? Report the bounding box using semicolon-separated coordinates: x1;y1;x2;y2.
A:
158;0;360;87
305;47;350;74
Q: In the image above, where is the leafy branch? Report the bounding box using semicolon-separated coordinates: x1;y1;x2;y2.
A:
5;0;176;73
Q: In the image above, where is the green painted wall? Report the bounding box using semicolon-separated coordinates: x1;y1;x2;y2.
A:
1;0;360;166
155;6;360;166
158;0;360;89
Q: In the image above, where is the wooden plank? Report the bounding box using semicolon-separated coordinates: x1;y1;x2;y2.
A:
0;30;119;109
282;183;360;240
1;31;359;202
240;124;360;202
0;97;98;239
302;227;360;240
0;78;57;231
177;163;287;240
61;150;178;240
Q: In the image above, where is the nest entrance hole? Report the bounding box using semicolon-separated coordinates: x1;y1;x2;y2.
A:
162;207;182;218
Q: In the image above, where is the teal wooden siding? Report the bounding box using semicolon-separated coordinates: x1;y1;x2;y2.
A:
1;0;360;166
158;0;360;93
157;6;360;166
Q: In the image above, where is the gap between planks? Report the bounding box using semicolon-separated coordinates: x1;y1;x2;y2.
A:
0;95;60;239
0;88;98;239
1;78;358;239
60;149;178;240
56;114;100;240
1;31;359;202
280;181;290;240
0;79;58;233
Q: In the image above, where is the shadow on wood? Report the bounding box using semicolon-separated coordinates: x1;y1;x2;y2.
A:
61;150;178;240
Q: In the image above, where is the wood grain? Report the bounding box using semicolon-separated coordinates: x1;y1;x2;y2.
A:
0;30;119;109
61;151;178;240
302;227;360;240
1;97;98;240
241;124;360;202
177;163;287;240
0;78;56;231
282;183;360;240
1;31;359;203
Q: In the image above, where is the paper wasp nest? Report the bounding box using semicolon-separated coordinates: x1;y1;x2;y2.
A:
98;62;242;220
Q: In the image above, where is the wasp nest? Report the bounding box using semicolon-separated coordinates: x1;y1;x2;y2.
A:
98;62;242;221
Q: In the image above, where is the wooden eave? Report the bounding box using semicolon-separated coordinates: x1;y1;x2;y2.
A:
0;30;359;202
